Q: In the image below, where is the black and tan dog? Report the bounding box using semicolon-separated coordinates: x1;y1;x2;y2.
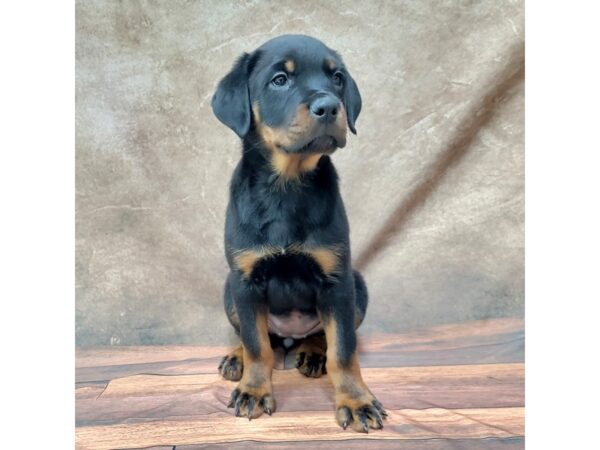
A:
211;34;386;433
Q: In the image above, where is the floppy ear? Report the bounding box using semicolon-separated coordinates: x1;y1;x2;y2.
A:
343;72;362;135
211;53;252;138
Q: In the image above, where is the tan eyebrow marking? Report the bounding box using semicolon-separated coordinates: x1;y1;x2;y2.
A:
284;59;295;73
325;58;336;71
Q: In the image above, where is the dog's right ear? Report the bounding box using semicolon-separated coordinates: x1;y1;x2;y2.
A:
211;53;253;138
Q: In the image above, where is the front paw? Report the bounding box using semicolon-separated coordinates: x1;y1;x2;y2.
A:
335;392;387;433
227;383;276;420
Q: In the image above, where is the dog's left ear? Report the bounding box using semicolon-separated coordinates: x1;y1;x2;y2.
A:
211;53;252;138
343;71;362;135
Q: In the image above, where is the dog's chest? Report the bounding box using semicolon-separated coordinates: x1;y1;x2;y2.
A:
250;184;329;245
234;244;341;283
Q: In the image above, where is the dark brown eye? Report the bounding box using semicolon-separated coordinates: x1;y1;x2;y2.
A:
271;73;288;87
332;72;344;87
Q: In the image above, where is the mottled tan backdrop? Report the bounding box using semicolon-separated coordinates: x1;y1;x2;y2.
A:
75;0;524;346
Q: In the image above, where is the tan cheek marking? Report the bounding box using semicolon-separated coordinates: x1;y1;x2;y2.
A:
253;102;295;153
273;105;322;178
284;59;295;73
253;103;321;179
291;103;313;132
253;102;283;153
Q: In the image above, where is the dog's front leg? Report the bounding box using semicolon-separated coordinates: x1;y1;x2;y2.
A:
317;274;387;432
227;275;276;419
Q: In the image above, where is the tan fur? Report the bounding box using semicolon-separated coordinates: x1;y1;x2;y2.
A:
230;345;243;359
325;58;337;71
297;333;327;355
234;312;276;419
335;103;348;133
284;59;295;73
323;319;382;431
299;153;323;172
252;103;327;179
309;247;341;275
233;246;283;278
271;152;323;178
219;345;244;381
233;250;261;278
253;103;312;152
235;245;341;279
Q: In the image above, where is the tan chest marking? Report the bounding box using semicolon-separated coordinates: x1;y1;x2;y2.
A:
271;152;323;178
309;247;342;275
233;247;276;278
233;245;341;279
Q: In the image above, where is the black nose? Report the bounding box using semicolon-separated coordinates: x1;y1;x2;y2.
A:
309;94;340;124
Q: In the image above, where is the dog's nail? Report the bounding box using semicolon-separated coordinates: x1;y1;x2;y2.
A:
359;412;369;433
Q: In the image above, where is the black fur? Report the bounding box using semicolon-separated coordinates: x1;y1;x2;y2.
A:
213;35;367;367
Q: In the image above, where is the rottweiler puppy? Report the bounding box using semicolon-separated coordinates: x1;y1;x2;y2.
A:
211;34;386;433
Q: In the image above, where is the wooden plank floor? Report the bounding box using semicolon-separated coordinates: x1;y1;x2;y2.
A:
75;318;524;450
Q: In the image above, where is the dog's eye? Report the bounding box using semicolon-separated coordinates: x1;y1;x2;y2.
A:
271;73;288;87
332;71;344;87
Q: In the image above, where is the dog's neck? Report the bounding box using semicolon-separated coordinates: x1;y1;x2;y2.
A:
241;130;335;185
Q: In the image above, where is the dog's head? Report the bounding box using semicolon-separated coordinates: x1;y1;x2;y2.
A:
211;34;362;156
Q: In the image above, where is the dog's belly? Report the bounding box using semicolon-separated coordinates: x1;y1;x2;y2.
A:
252;251;327;338
268;310;323;338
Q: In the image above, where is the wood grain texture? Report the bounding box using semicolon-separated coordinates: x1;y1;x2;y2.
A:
173;437;525;450
75;319;524;449
76;408;523;449
76;363;523;427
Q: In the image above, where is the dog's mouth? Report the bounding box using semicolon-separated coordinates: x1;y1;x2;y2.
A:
299;135;338;153
284;133;346;154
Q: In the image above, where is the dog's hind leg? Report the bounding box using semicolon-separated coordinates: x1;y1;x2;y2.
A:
218;272;245;381
353;270;368;329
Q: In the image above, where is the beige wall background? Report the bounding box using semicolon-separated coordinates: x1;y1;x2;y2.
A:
75;0;524;347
